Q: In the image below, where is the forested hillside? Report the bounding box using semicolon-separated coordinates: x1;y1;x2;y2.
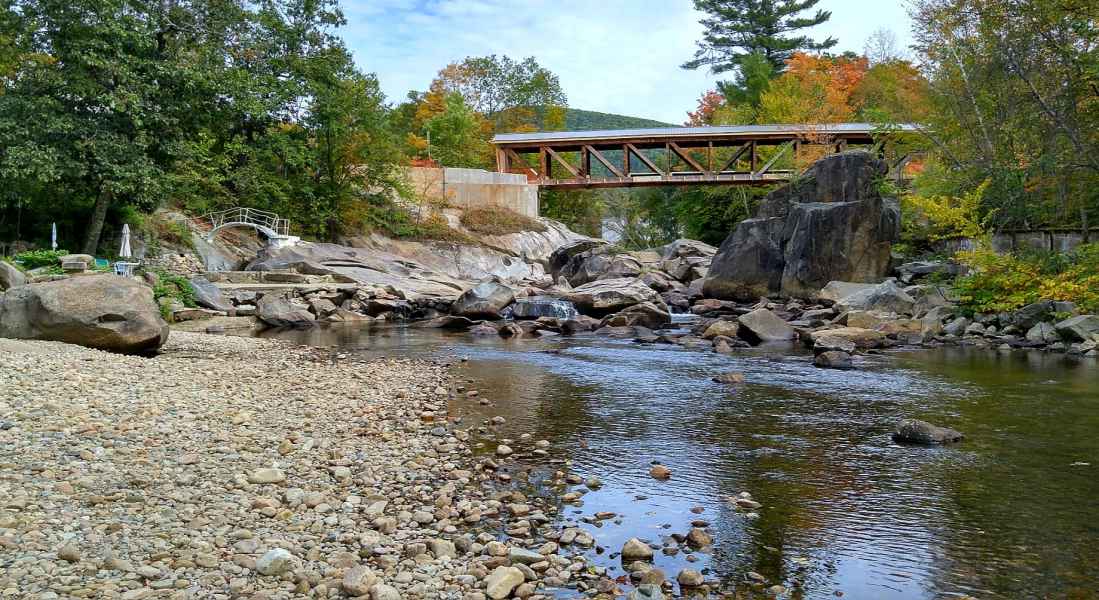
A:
563;109;674;131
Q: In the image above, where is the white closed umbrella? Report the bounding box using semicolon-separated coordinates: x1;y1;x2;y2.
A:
119;224;132;259
51;222;57;251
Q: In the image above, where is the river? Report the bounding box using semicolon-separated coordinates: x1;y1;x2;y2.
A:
253;322;1099;599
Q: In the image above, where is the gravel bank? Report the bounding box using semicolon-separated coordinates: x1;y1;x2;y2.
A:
0;332;595;600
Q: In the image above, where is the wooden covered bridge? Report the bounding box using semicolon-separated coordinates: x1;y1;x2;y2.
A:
492;123;919;189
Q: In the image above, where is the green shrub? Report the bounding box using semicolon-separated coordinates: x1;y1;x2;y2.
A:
954;243;1099;314
14;248;69;269
151;271;197;320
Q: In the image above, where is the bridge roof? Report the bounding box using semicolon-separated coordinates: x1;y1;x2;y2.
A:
492;123;918;146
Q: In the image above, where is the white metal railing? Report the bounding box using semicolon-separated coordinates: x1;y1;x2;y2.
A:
203;207;290;237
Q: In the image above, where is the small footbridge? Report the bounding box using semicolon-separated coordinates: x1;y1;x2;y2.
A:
202;207;300;248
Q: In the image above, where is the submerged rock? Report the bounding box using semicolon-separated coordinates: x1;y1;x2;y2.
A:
0;274;168;353
600;301;671;329
813;350;853;369
712;371;746;384
622;538;655;560
892;419;964;445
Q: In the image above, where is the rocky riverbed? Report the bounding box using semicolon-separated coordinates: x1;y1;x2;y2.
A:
0;333;643;600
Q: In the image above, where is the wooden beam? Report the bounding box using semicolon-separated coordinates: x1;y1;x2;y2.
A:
585;145;623;178
622;144;630;176
626;143;665;176
495;148;508;173
546;146;580;178
755;141;793;177
580;146;591;178
539;147;549;180
669;141;708;174
718;143;752;173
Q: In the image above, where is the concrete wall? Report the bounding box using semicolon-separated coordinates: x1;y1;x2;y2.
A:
934;229;1097;254
408;167;539;218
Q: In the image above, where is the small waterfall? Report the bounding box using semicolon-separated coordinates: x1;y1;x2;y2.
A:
509;296;579;320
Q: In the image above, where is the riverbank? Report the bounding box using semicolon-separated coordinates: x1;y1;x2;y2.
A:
0;332;601;600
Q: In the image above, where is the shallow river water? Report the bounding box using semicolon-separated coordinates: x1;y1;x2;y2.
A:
255;323;1099;599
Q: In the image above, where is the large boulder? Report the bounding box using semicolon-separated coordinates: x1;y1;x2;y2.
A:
256;294;315;328
567;278;666;316
0;274;168;353
1054;314;1099;342
549;239;608;277
736;308;796;343
704;151;899;300
189;276;234;312
810;327;887;349
450;281;515;319
0;262;26;291
703;218;786;301
835;279;916;315
599;301;671;329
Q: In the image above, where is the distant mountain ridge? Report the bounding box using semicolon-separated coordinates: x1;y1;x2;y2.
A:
563;108;676;131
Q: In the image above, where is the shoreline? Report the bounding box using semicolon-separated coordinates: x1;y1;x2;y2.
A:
0;332;601;599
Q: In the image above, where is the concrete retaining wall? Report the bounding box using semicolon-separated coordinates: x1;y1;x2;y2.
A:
934;229;1096;254
408;167;539;218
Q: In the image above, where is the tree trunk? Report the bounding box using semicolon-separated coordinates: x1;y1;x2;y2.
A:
82;188;111;256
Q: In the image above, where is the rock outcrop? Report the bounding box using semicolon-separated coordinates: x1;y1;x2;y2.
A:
0;274;168;353
0;261;26;291
566;278;666;316
704;151;900;300
256;294;315;328
450;281;516;319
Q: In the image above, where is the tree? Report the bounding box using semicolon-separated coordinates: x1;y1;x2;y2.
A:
682;0;837;75
864;27;904;65
433;55;567;132
910;0;1099;230
424;93;491;168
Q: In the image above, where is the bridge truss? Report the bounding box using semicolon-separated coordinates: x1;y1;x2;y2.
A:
492;123;919;189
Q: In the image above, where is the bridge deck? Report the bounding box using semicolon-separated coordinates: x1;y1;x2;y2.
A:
492;123;917;189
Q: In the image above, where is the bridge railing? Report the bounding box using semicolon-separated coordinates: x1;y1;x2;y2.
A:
203;207;290;237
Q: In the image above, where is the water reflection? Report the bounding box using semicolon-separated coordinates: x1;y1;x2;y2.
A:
253;323;1099;599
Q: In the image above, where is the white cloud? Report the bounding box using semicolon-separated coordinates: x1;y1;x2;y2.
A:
341;0;914;125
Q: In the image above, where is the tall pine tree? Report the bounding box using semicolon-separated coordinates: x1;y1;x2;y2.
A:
682;0;837;75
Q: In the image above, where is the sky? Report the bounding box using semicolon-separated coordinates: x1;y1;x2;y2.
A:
343;0;915;125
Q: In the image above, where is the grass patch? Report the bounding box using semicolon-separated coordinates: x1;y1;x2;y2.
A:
459;205;547;235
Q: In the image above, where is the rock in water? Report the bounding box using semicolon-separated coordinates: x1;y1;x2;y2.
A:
649;464;672;479
704;151;899;300
621;538;654;561
892;419;964;445
599;301;671;329
0;261;25;291
1054;314;1099;342
627;584;665;600
484;566;525;600
0;274;168;353
256;293;315;328
567;277;666;316
189;276;234;312
737;308;795;343
677;568;704;587
451;281;516;319
712;371;745;384
813;350;853;370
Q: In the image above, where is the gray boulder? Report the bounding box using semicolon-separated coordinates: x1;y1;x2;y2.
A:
549;239;608;277
704;151;899;301
1013;301;1055;330
1054;314;1099;342
0;262;26;291
0;274;168;353
599;301;671;329
813;350;853;369
189;276;234;312
818;281;877;303
943;316;970;336
736;308;796;343
1025;322;1058;344
451;281;515;319
567;278;666;316
256;294;315;328
835;279;916;315
891;419;964;445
